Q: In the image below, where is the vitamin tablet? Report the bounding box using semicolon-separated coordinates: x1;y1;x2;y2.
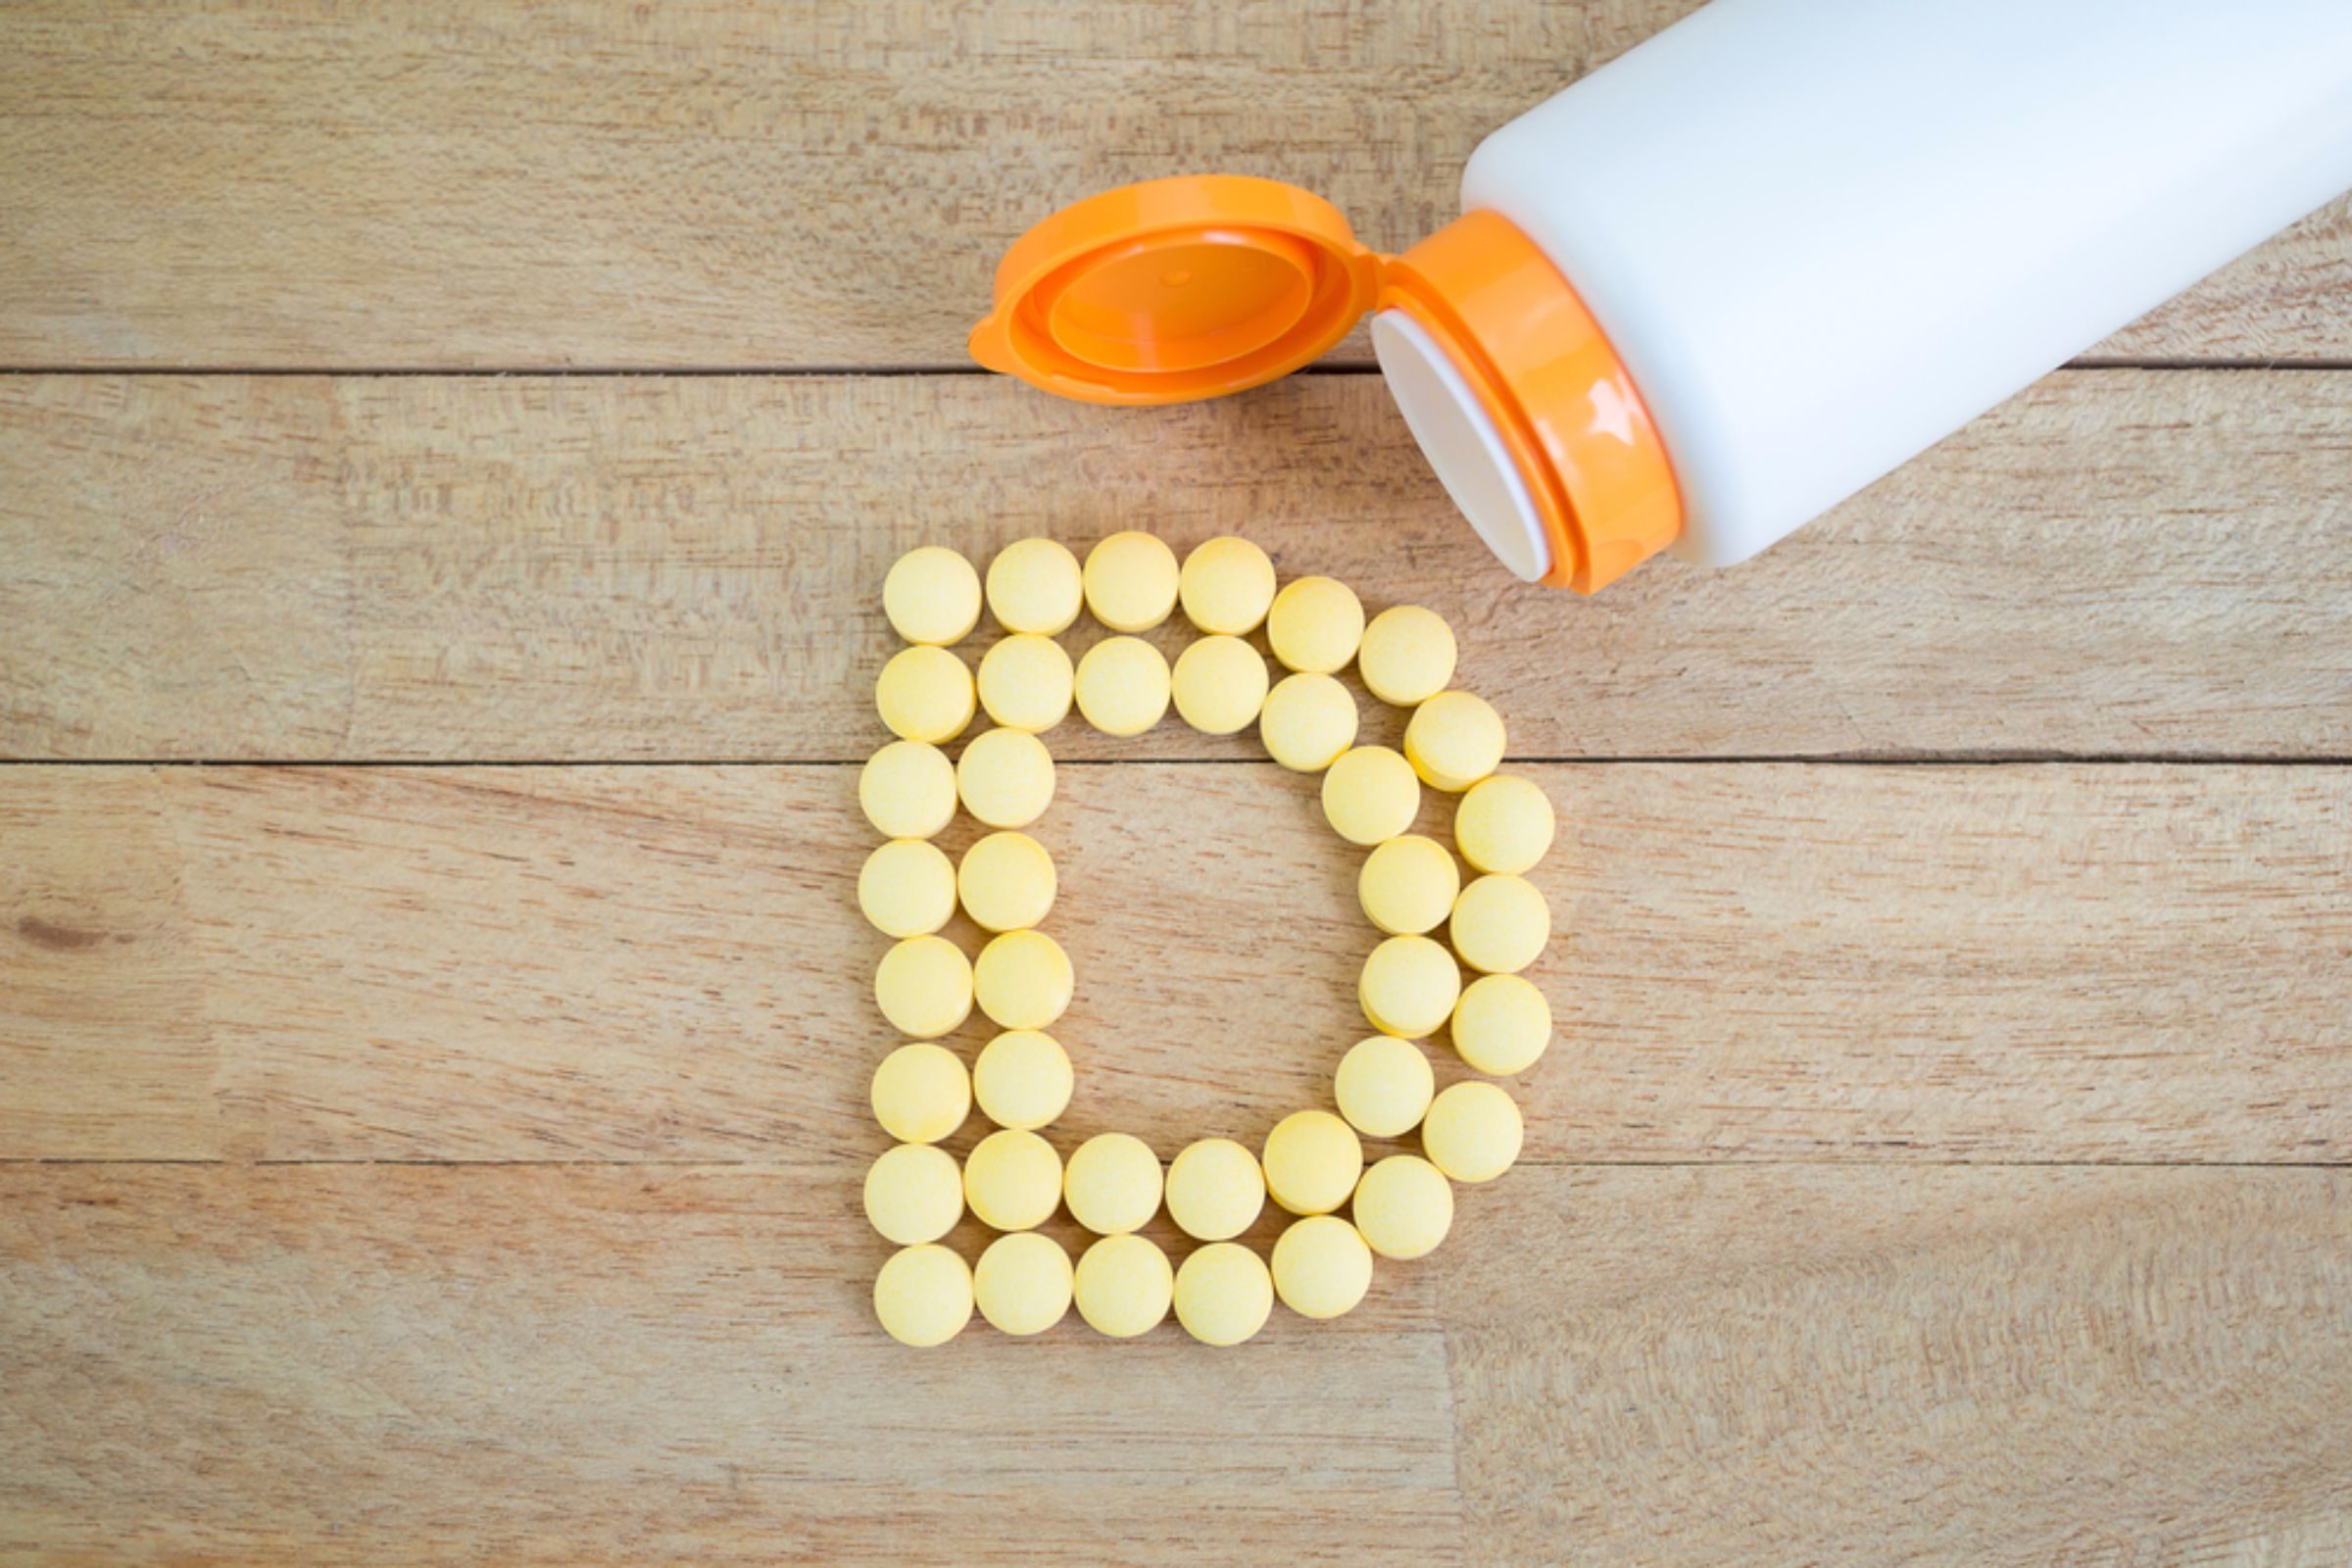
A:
972;1029;1074;1131
1062;1133;1163;1235
1174;1242;1276;1348
957;831;1057;934
1266;575;1365;675
874;935;973;1040
986;537;1084;635
1073;1233;1174;1338
1356;605;1458;707
977;632;1075;734
1073;635;1171;737
1359;934;1462;1039
974;1230;1074;1337
1170;634;1271;736
956;727;1056;830
1259;672;1358;772
1179;535;1278;635
1449;874;1551;975
874;1243;974;1348
1351;1154;1453;1261
963;1128;1064;1231
1450;973;1553;1076
1082;530;1181;632
876;645;976;745
859;740;957;840
1403;690;1506;793
869;1041;970;1144
973;929;1073;1031
883;546;982;646
863;1142;964;1245
1271;1214;1373;1320
858;838;957;939
1334;1035;1436;1139
1357;834;1460;937
1164;1138;1267;1242
1455;774;1556;876
1321;746;1421;847
1261;1109;1363;1217
1422;1080;1524;1183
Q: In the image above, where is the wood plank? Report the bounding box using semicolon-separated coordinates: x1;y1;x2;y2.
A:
4;763;2344;1163
4;371;2348;762
1442;1165;2352;1567
1;1163;2344;1563
0;2;2342;370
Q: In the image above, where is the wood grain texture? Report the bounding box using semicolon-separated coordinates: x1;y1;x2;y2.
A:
4;762;2344;1164
5;370;2349;762
1;0;2344;370
0;1162;2343;1565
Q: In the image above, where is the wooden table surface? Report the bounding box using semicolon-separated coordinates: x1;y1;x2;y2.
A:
3;5;2348;1563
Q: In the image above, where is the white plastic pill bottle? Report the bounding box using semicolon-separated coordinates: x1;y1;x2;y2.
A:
971;0;2352;593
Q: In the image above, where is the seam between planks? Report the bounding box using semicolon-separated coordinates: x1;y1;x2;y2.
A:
2;361;2350;377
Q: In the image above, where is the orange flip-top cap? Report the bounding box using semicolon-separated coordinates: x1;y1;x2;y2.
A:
1377;211;1683;593
971;177;1682;591
968;174;1379;406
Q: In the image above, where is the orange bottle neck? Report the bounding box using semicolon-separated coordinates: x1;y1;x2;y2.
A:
1376;211;1684;594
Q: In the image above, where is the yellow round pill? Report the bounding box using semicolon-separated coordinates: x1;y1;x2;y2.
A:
1164;1138;1266;1242
1073;1233;1174;1339
986;537;1084;635
1422;1080;1524;1183
972;1029;1074;1131
863;1142;964;1245
858;740;957;840
869;1042;970;1144
957;831;1057;934
1170;634;1270;736
874;935;973;1040
1174;1242;1276;1348
883;546;982;647
1357;605;1458;707
1450;874;1551;975
963;1128;1063;1231
956;727;1056;830
1271;1214;1373;1320
974;1230;1073;1337
875;645;976;745
1450;973;1553;1075
1357;834;1460;937
1454;774;1556;876
1359;935;1462;1039
1267;575;1365;675
1082;530;1181;632
973;929;1073;1031
1259;672;1358;772
1074;635;1171;737
977;632;1075;734
874;1244;974;1348
1261;1109;1363;1216
1321;746;1421;847
858;838;957;939
1062;1133;1163;1235
1403;690;1506;793
1179;535;1277;635
1351;1154;1453;1261
1334;1035;1436;1139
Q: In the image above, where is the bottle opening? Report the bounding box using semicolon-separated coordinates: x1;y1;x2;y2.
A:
1371;310;1552;583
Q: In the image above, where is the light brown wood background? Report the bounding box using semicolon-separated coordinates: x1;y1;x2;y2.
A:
2;4;2347;1564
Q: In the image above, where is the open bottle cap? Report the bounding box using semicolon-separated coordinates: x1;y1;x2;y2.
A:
970;176;1684;594
967;174;1380;406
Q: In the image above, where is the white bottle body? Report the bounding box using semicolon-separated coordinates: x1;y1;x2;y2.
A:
1453;0;2352;570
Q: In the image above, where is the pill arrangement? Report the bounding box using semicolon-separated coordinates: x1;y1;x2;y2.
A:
861;533;1556;1348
